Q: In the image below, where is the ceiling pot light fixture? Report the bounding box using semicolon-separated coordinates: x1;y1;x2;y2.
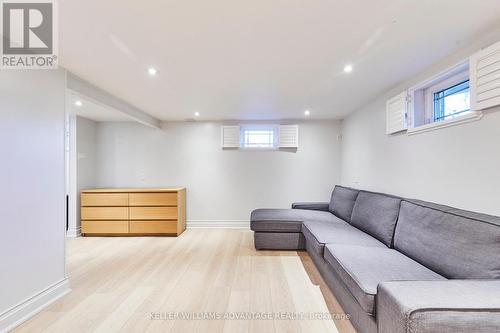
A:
194;111;200;117
148;67;158;76
304;110;311;116
74;100;83;107
343;64;353;73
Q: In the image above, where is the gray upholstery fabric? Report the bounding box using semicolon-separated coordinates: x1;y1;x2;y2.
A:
291;202;330;211
350;191;402;247
250;209;303;232
394;200;500;279
254;232;305;250
251;208;342;232
406;198;500;225
323;244;445;315
329;186;359;223
307;244;377;333
252;188;500;333
298;210;347;224
409;312;500;333
378;280;500;333
302;220;385;256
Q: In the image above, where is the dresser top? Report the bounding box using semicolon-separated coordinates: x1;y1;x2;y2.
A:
82;188;185;193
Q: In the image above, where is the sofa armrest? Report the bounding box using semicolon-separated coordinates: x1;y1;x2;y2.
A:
377;280;500;333
291;202;329;211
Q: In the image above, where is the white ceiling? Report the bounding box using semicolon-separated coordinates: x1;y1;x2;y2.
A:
67;92;135;122
60;0;500;121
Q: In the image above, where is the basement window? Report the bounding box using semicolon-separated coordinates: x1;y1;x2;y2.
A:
240;125;278;149
407;61;480;134
432;80;470;122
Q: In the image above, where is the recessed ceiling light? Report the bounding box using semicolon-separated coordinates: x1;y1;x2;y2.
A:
304;110;311;116
74;100;82;107
344;64;353;73
194;111;200;117
148;67;158;76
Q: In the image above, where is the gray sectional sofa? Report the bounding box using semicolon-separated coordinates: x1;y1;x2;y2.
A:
250;185;500;333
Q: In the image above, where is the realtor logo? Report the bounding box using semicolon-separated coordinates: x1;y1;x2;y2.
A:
1;0;58;69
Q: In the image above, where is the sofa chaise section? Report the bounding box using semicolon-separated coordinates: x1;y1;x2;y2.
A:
251;208;348;250
250;186;359;250
251;208;303;250
251;209;304;233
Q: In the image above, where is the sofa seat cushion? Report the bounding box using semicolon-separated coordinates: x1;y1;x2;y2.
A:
302;220;386;256
250;209;303;232
298;210;347;224
324;244;446;315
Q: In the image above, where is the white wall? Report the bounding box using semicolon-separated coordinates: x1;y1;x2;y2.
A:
341;32;500;216
95;120;342;224
0;70;69;330
74;116;97;234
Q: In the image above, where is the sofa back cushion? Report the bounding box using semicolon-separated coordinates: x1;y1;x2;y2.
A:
394;200;500;279
329;186;359;223
350;191;402;247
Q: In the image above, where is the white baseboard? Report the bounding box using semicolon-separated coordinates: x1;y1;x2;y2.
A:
66;226;81;238
187;220;250;229
0;278;71;333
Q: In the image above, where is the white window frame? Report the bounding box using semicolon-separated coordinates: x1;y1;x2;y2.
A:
407;60;482;135
423;70;470;123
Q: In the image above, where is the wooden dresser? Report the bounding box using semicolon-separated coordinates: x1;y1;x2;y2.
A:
81;188;186;236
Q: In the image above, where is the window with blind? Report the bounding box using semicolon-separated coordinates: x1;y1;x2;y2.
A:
389;42;500;135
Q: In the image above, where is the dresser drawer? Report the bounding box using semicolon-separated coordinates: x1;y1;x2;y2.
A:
129;221;177;234
82;221;129;234
81;193;128;206
129;193;177;206
129;207;178;220
81;207;129;220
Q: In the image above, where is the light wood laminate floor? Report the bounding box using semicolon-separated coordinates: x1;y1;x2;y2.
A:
15;230;356;333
